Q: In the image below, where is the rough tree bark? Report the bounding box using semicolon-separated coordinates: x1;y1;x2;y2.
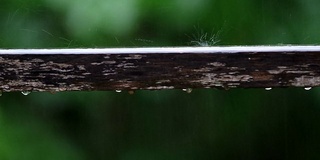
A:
0;46;320;92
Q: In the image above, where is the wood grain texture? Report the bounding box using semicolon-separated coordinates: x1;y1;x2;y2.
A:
1;46;320;92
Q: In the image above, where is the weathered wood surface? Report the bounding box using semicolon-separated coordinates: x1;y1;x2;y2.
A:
1;46;320;92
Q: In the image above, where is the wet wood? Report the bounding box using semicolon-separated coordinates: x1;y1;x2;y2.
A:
1;46;320;92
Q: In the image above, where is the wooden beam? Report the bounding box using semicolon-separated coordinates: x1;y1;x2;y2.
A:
1;46;320;92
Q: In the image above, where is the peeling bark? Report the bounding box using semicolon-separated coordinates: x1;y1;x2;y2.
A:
0;46;320;92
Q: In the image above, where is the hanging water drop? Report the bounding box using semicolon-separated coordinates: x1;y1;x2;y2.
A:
182;88;192;93
49;90;57;94
128;90;135;95
304;87;312;91
115;90;122;93
186;88;192;93
265;87;272;91
21;91;31;96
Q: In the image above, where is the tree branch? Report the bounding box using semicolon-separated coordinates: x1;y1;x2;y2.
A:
1;46;320;92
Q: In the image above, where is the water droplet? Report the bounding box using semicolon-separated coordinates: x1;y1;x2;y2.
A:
186;88;192;93
265;87;272;91
182;88;192;93
21;91;31;96
128;90;135;95
222;85;230;91
304;87;312;90
115;90;122;93
49;90;57;94
0;91;2;96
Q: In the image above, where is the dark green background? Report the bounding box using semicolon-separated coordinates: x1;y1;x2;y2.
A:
1;0;320;159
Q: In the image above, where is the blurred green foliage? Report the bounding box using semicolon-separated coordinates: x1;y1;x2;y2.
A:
1;0;320;159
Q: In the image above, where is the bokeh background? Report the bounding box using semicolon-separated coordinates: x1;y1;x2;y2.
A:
1;0;320;159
